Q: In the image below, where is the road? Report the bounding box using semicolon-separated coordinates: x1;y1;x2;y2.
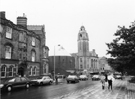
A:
1;80;99;99
2;79;133;99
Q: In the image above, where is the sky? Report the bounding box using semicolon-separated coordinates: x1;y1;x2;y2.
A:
1;0;135;58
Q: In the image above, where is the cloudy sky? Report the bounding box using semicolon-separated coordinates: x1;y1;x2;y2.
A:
1;0;135;57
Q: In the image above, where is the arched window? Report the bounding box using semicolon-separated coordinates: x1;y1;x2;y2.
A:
9;66;13;77
33;67;36;76
31;50;36;62
5;45;12;59
43;47;46;58
43;63;46;74
6;26;12;39
1;65;6;77
29;67;32;76
32;37;35;46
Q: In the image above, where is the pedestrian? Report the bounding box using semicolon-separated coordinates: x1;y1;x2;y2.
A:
100;74;106;89
105;74;108;82
55;75;58;84
107;73;114;90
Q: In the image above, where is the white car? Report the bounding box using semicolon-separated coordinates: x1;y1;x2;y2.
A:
32;76;53;85
92;75;100;80
79;75;88;80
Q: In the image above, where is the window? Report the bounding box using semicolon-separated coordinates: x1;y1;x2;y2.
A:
21;77;27;81
43;63;46;74
32;37;35;46
29;67;32;76
9;66;13;77
6;26;12;39
31;51;36;62
33;67;36;76
15;77;21;82
5;46;12;59
43;48;46;58
80;58;82;62
19;33;23;41
1;65;6;78
80;64;83;69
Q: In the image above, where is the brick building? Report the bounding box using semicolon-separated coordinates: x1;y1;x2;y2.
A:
0;12;49;83
48;46;75;77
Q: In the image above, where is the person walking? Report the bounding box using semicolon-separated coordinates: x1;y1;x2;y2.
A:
100;74;106;90
107;73;114;90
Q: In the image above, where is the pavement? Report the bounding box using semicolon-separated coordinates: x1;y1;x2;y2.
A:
53;78;135;99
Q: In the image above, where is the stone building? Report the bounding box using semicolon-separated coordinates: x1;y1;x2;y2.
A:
99;56;113;73
27;25;49;75
71;26;99;75
0;12;49;82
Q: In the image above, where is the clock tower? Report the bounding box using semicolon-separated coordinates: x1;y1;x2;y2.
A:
78;26;89;56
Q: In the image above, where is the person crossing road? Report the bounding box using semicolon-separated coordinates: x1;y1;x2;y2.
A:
107;73;115;90
100;74;106;90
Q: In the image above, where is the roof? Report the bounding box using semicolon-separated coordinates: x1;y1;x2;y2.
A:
49;46;71;56
27;25;44;30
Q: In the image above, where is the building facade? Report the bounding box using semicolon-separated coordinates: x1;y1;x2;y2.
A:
27;25;49;75
99;57;113;73
0;12;49;83
71;26;99;75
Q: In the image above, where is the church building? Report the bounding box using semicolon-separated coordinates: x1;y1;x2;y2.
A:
71;26;99;75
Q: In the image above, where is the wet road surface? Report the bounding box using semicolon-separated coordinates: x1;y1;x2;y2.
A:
1;80;99;99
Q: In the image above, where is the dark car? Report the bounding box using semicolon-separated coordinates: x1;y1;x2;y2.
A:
0;77;32;92
66;75;79;83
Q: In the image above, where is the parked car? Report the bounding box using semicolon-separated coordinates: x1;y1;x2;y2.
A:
79;75;88;81
114;74;123;80
66;75;79;83
31;76;54;86
0;77;32;92
92;75;100;81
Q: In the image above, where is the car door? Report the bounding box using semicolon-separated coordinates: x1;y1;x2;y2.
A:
44;77;50;84
21;77;28;86
14;77;23;88
43;77;47;84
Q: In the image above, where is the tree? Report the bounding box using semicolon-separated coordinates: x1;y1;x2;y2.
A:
106;23;135;75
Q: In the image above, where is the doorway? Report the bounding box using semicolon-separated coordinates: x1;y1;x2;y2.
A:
18;67;24;77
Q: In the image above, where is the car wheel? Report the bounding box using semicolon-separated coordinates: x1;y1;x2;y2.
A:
7;86;12;92
26;84;30;88
49;81;52;85
40;82;43;85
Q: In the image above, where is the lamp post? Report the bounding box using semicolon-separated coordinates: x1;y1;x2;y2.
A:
54;46;55;80
54;44;61;80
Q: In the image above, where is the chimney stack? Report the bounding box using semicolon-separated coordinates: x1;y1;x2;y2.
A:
0;11;6;19
17;13;27;27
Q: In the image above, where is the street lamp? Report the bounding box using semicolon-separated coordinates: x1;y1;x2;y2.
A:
54;44;61;80
54;46;55;80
